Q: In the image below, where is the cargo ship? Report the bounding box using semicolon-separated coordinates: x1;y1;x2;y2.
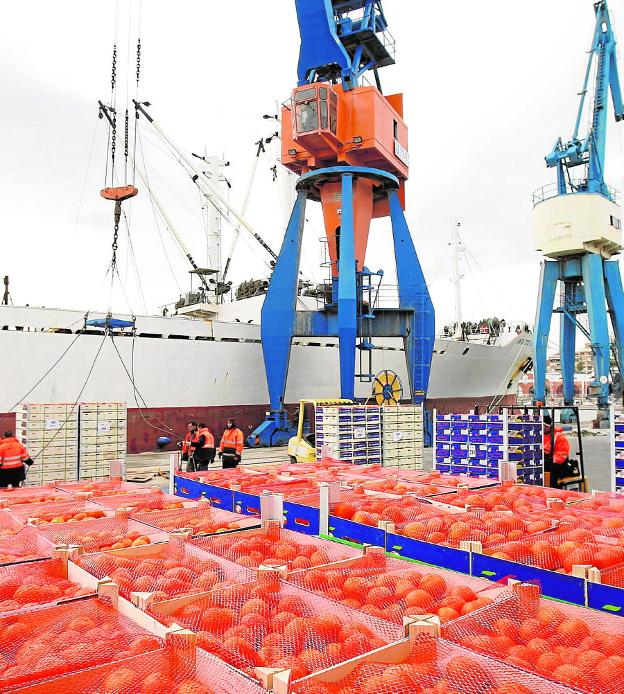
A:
0;297;532;453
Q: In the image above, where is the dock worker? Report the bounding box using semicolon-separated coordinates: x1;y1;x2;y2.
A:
218;419;244;469
192;423;216;471
178;421;199;472
543;415;571;488
0;432;34;488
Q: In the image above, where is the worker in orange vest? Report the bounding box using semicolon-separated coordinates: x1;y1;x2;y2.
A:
0;432;34;488
191;423;215;471
178;421;199;472
543;415;571;488
218;419;244;469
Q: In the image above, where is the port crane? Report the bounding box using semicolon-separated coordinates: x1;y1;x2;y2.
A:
533;0;624;425
249;0;435;446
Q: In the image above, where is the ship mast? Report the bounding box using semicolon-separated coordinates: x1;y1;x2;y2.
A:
451;221;463;327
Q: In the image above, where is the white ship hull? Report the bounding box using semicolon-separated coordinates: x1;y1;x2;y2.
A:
0;304;532;452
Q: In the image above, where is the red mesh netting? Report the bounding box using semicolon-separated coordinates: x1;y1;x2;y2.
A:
568;492;624;513
596;561;624;587
291;635;577;693
8;500;109;526
0;526;54;564
0;595;164;690
285;553;500;624
326;490;444;525
441;588;624;692
434;483;590;514
53;480;144;496
12;645;264;694
354;478;458;497
0;558;93;613
37;516;161;552
75;537;254;600
235;478;322;500
133;505;254;536
483;526;624;573
149;574;404;682
393;509;555;548
189;524;360;570
92;490;187;514
528;505;624;541
0;486;71;507
0;510;26;537
177;470;271;489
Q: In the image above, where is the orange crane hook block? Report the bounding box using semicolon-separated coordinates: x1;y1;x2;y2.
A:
100;185;139;202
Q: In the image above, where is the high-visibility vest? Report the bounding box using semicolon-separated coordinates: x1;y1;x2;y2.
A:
181;432;198;455
197;428;214;449
0;438;29;469
220;427;244;455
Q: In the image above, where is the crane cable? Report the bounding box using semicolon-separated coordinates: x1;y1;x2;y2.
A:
7;316;88;413
30;333;108;462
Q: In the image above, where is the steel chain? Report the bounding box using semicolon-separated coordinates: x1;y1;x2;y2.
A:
136;38;141;84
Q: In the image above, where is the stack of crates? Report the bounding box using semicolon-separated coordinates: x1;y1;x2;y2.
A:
612;410;624;492
17;403;79;485
78;402;127;480
434;409;543;484
381;405;424;469
315;405;382;465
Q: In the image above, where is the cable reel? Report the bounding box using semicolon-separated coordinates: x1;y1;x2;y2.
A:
372;369;403;405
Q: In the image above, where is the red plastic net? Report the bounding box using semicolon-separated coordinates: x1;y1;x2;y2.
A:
177;470;272;489
568;491;624;513
133;505;254;536
0;558;93;614
53;480;144;496
75;536;254;601
325;490;444;525
483;526;624;573
0;486;71;507
354;478;458;497
526;504;624;541
8;500;109;526
0;595;164;691
434;483;591;513
596;561;624;587
235;478;322;500
442;587;624;692
37;516;161;552
290;635;576;693
92;490;188;514
0;526;54;565
149;573;404;682
0;485;73;508
189;524;360;570
12;644;264;694
286;553;500;624
0;510;27;537
392;508;556;549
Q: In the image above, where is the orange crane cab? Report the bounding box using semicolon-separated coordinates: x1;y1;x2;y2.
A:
282;83;408;277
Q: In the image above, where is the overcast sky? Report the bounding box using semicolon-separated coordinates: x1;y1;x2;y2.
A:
1;0;623;343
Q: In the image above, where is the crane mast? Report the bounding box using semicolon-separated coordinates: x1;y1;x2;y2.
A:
533;0;624;425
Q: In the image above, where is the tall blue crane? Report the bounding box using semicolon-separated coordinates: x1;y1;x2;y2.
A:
533;0;624;424
247;0;435;446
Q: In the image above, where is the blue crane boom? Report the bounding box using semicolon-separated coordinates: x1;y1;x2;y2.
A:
545;1;623;198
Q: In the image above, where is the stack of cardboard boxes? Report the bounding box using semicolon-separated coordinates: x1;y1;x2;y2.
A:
17;403;79;485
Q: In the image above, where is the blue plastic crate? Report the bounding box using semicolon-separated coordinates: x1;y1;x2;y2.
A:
436;434;450;443
435;463;451;473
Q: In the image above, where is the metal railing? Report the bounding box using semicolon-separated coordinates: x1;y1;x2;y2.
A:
532;179;621;207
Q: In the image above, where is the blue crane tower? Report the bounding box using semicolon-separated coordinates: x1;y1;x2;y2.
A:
248;0;435;446
533;0;624;424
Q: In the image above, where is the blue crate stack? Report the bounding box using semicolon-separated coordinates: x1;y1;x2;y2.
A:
315;405;382;465
434;409;544;484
